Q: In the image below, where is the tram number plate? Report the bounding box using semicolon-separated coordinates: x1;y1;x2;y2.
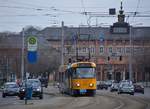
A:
80;89;87;93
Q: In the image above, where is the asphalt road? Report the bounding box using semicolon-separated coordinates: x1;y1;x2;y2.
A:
0;92;54;107
0;87;150;109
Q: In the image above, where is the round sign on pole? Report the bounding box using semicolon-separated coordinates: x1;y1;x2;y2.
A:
27;36;37;51
29;37;37;45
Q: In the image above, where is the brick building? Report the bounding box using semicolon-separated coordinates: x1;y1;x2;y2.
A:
0;26;150;83
0;33;22;83
46;26;150;82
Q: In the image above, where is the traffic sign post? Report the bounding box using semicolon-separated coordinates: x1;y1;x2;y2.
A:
27;36;38;51
25;36;38;104
27;51;37;63
27;36;38;63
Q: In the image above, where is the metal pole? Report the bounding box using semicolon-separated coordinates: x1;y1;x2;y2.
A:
22;28;27;104
6;57;9;81
88;34;91;61
129;26;133;81
21;28;25;81
61;21;64;66
76;34;80;62
76;27;80;61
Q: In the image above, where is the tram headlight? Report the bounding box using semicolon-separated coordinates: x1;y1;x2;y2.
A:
76;83;80;87
89;83;94;87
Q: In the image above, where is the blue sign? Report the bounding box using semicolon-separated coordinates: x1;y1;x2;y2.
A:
27;51;37;63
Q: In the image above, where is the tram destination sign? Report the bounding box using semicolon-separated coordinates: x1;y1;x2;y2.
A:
77;63;92;67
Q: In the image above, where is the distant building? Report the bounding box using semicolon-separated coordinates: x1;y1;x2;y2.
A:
46;26;150;82
0;26;150;83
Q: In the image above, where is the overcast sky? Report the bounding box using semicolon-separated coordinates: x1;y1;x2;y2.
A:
0;0;150;32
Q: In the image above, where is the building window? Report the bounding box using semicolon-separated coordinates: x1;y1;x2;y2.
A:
78;47;81;53
125;47;130;54
82;47;86;52
116;47;122;53
90;47;95;53
100;47;104;53
109;47;113;53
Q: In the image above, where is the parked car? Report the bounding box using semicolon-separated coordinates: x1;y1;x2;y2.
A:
39;78;48;88
97;81;108;90
2;82;19;98
134;83;144;94
105;80;113;87
118;83;134;95
119;80;133;86
18;79;43;100
110;83;119;92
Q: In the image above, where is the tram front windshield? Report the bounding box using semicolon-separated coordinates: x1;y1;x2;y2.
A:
73;67;95;78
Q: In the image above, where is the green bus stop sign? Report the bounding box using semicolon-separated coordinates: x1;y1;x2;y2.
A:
28;36;37;45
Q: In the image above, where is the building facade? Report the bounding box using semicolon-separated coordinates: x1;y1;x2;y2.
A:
0;26;150;83
47;26;150;82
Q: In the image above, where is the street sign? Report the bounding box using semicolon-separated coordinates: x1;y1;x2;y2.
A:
27;51;37;63
27;36;38;51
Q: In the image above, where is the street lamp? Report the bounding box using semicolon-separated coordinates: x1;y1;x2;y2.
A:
61;21;64;66
129;26;132;81
21;28;25;81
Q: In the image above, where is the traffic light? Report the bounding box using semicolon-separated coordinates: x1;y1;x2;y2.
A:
68;58;72;63
108;56;110;61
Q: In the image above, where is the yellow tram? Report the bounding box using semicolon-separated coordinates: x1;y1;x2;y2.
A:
59;61;96;96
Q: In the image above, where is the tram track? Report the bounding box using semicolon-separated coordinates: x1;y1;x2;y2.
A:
62;93;126;109
49;92;129;109
0;91;149;109
32;91;150;109
96;91;149;109
96;93;126;109
120;94;150;109
45;93;123;109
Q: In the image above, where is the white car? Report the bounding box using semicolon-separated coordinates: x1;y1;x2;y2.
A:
118;83;134;95
2;82;19;98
